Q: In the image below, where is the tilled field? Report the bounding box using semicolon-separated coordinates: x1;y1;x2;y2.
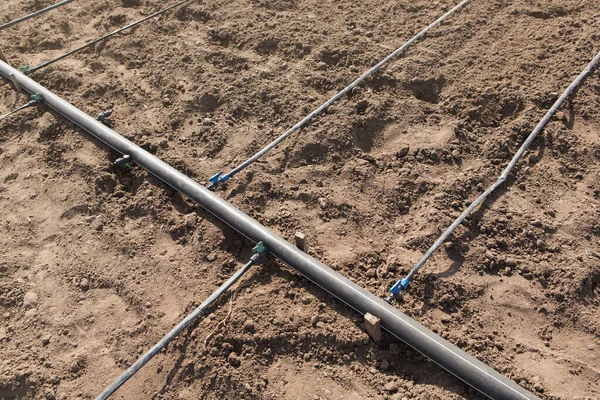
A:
1;0;600;399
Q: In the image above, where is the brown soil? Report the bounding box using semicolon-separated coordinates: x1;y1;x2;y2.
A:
1;0;600;399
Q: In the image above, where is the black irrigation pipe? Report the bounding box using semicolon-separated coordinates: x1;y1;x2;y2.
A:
22;0;189;75
207;0;472;189
0;59;538;400
0;0;73;31
387;47;600;301
96;245;266;400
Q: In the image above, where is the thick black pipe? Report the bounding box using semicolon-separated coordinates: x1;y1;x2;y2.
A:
0;60;538;400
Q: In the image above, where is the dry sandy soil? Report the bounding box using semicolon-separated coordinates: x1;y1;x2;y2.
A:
1;0;600;399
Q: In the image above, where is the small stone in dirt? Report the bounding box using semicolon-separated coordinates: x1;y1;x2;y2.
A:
384;381;398;393
530;219;542;227
222;342;234;351
207;253;217;262
69;361;80;373
380;359;390;371
184;213;197;227
244;319;255;331
318;197;327;209
310;314;319;326
0;327;8;341
389;343;400;355
365;268;377;278
522;271;534;280
396;146;409;158
145;302;152;308
531;376;544;393
25;308;37;318
451;149;461;159
528;154;539;165
79;278;90;292
23;291;38;308
227;353;241;367
3;172;18;182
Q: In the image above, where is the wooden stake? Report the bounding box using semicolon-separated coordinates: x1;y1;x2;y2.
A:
364;312;382;342
0;47;7;63
9;72;22;93
295;231;308;252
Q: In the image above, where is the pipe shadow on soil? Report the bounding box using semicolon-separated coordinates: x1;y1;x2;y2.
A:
153;256;484;399
97;148;541;399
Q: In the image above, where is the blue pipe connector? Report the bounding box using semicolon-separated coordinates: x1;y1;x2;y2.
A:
392;277;411;293
96;109;113;125
386;278;410;304
208;172;230;190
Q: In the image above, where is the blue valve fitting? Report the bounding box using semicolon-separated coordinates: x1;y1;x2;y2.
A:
30;92;42;105
250;241;267;264
385;278;410;304
390;278;411;294
208;172;230;190
96;109;113;125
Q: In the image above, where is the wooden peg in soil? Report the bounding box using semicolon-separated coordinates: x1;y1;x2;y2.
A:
295;231;308;252
9;72;22;93
364;312;382;342
0;47;7;63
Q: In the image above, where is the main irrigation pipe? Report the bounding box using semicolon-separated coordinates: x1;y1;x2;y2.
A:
0;0;73;31
0;59;538;400
387;47;600;300
208;0;472;188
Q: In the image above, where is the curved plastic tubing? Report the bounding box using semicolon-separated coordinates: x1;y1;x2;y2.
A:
0;59;538;400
